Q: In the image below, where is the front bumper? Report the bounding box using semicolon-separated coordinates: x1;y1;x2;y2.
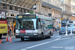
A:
59;31;66;34
15;33;41;39
68;31;75;34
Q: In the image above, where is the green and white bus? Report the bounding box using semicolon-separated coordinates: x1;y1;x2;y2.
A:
15;13;53;41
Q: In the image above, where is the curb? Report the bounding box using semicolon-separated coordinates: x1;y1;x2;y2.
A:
2;36;16;40
11;36;16;39
60;34;75;38
53;31;59;33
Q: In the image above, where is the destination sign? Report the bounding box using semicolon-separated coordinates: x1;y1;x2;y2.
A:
18;16;23;18
18;15;36;18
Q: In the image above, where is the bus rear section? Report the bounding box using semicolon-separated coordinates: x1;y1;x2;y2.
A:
15;14;53;41
0;19;8;38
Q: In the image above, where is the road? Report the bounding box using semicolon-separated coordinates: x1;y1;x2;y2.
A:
0;32;75;50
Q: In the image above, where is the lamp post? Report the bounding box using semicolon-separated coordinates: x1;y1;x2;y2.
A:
70;27;73;35
65;25;68;35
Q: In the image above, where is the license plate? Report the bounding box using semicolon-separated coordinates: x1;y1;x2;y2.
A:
24;36;29;38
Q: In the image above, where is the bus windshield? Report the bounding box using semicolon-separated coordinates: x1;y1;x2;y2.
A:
16;19;37;30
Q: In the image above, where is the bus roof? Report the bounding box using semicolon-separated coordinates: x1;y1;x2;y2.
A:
16;13;53;20
17;14;36;16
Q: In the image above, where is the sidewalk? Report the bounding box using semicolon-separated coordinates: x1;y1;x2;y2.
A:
1;35;16;43
2;35;16;39
53;31;59;34
60;34;75;38
53;31;75;38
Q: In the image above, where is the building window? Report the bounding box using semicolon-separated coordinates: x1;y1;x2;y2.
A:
3;4;6;9
61;0;64;3
27;10;29;12
73;0;75;2
21;8;22;12
24;9;26;13
10;5;13;10
15;7;18;11
2;0;5;2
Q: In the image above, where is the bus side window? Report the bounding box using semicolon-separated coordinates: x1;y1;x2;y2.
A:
40;20;45;29
38;19;41;29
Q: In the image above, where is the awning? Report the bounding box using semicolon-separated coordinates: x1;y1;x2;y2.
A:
1;0;38;9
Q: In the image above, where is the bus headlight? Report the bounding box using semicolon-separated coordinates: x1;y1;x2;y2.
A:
16;30;20;33
33;30;38;35
34;33;38;35
33;30;38;33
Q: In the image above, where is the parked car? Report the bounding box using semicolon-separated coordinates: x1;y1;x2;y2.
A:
59;27;66;35
68;27;75;34
68;24;75;34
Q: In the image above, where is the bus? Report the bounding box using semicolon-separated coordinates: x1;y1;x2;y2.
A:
0;9;8;39
15;13;53;41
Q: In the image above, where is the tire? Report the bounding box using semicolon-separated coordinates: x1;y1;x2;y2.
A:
39;33;43;40
46;33;51;38
46;36;51;38
51;33;53;36
21;38;24;41
50;31;53;36
59;33;62;35
0;34;2;39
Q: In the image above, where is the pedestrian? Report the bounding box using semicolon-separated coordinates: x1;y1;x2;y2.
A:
9;29;12;37
55;26;57;32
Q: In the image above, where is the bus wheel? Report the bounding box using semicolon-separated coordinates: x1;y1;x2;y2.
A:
46;33;51;38
46;35;51;38
51;33;53;36
50;31;53;36
21;38;24;41
38;33;43;40
47;36;51;38
40;33;44;40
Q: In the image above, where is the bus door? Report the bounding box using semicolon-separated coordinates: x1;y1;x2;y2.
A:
41;20;48;35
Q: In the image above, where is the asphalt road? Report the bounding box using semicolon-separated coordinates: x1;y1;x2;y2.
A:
0;32;75;50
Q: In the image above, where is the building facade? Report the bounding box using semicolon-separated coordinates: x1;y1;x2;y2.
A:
0;0;38;34
61;0;72;20
34;0;62;27
71;0;75;16
71;0;75;20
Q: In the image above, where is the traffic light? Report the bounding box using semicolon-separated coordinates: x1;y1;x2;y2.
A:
14;22;16;26
13;20;16;26
61;18;63;20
